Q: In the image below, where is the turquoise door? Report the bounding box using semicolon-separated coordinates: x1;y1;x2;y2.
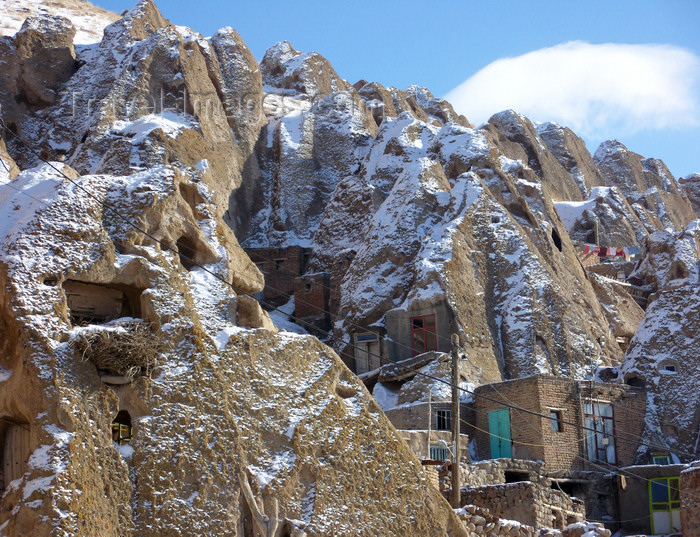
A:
489;408;512;458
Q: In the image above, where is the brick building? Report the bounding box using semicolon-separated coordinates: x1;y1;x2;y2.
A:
469;375;646;472
293;272;331;335
246;246;310;307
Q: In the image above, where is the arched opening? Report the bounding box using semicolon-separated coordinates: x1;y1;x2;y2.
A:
112;410;132;445
625;374;645;389
176;236;198;271
551;228;562;252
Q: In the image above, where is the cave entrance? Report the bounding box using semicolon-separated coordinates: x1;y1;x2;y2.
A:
176;236;198;271
551;228;563;252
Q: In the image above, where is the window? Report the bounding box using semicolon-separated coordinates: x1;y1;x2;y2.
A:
429;445;449;461
584;402;616;464
112;410;132;445
549;410;562;432
652;454;672;465
435;409;451;431
411;314;437;356
649;477;681;534
274;259;284;271
661;363;677;373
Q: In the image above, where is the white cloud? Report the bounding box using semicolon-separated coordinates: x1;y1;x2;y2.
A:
444;41;700;138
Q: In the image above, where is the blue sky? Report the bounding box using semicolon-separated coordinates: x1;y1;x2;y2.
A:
96;0;700;178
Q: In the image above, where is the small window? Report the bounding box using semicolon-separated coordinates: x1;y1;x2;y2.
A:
663;364;676;373
429;445;450;461
274;259;284;271
652;454;672;465
550;410;562;432
112;410;132;445
435;409;451;431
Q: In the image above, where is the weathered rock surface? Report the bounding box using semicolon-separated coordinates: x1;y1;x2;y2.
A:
0;3;469;536
261;41;349;99
622;223;700;459
679;172;700;216
594;140;696;232
0;0;119;45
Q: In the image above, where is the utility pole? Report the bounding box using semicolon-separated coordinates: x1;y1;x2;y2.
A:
450;333;461;509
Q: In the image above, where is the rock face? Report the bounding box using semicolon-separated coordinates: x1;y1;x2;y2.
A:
679;172;700;216
0;3;467;536
593;140;696;232
2;0;700;532
0;0;119;44
621;223;700;459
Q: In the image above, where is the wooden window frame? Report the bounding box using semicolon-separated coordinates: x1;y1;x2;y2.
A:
410;314;437;356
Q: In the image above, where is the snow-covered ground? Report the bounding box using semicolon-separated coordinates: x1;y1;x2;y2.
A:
0;0;119;44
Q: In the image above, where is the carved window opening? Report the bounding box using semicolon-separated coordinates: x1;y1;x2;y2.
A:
64;280;142;326
176;236;198;271
112;411;132;445
504;470;529;483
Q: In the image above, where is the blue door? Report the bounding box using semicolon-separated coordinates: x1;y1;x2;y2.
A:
489;408;512;458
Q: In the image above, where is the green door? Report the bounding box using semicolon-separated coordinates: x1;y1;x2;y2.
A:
489;408;512;458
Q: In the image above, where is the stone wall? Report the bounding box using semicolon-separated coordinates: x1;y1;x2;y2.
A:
460;481;585;529
456;505;610;537
681;465;700;536
460;458;547;488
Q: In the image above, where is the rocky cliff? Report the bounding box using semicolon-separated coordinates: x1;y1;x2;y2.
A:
1;1;699;534
0;3;468;536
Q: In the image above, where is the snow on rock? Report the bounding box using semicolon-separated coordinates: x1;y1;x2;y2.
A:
621;222;700;460
0;5;469;536
594;139;695;232
260;41;349;99
554;186;650;248
0;0;119;44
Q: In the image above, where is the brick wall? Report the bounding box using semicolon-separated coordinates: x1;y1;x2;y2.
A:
681;466;700;537
246;247;309;307
293;272;331;333
470;375;646;472
471;376;547;463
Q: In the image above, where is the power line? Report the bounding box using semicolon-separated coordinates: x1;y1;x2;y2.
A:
1;119;697;463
